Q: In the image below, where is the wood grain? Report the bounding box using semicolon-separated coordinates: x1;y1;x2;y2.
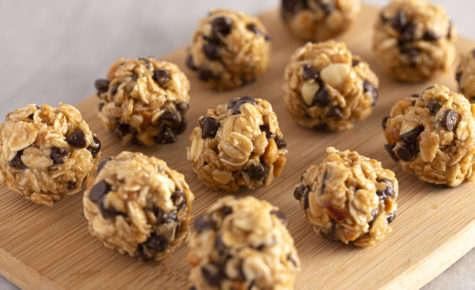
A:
1;4;474;289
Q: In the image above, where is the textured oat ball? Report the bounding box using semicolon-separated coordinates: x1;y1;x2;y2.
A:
0;104;101;206
186;9;271;90
281;0;361;41
293;147;398;247
455;49;475;102
284;41;379;131
95;57;190;146
373;0;456;82
187;196;300;289
383;85;475;187
83;151;194;261
187;96;288;191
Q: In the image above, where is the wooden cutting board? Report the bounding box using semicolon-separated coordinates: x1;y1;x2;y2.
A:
1;4;474;289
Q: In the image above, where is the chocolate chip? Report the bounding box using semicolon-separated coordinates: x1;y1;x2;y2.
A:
172;116;187;134
87;136;101;156
197;67;219;81
9;150;27;169
139;232;169;255
377;178;395;199
293;184;306;200
314;86;331;107
271;209;287;224
384;144;399;161
189;286;197;290
382;116;389;130
318;2;335;14
456;71;462;83
154;128;176;144
99;200;127;219
152;69;171;87
275;137;287;149
368;208;379;228
447;20;453;40
325;107;343;119
321;170;328;194
212;17;232;36
89;180;110;202
98;102;104;112
201;265;222;286
221;206;233;216
411;94;419;98
98;157;111;173
425;85;435;91
94;79;110;94
246;163;268;180
314;123;329;131
321;221;337;240
194;214;215;233
423;30;440;41
171;190;187;212
202;43;220;60
302;64;319;81
260;124;273;138
200;116;220;138
392;10;407;33
401;23;415;43
228;96;256;115
282;0;303;14
386;212;396;223
67;181;76;190
400;126;424;144
110;83;119;95
246;23;261;36
50;146;70;165
153;206;179;224
441;110;459;131
396;144;415;162
186;55;197;70
363;80;378;105
177;102;189;113
28;113;34;119
352;59;360;67
66;130;87;148
400;47;420;64
160;111;180;127
426;100;442;116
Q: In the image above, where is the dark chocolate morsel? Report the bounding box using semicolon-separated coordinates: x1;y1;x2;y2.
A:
325;107;343;119
441;110;459;131
396;144;415;162
221;206;233;216
313;86;331;107
66;130;87;148
197;68;219;81
455;71;462;83
89;180;111;202
423;30;440;41
382;116;389;130
201;265;222;287
177;102;189;113
110;83;119;96
384;144;399;161
246;163;268;180
200;116;220;138
391;10;407;33
302;64;319;81
271;209;287;224
363;80;378;105
386;212;396;223
97;157;111;173
154;128;176;144
194;214;215;233
400;126;424;144
67;181;76;190
87;136;101;156
202;42;221;60
376;178;396;199
260;124;273;139
50;146;70;165
246;23;261;36
275;137;287;149
426;100;442;116
172;190;187;212
94;79;110;94
212;16;232;36
115;123;130;139
186;55;197;70
9;150;27;169
228;96;256;115
152;69;171;87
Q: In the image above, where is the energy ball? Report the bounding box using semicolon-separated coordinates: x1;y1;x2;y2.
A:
83;151;194;261
0;104;101;206
186;9;271;90
95;57;190;146
187;96;288;191
187;196;300;289
284;41;379;131
383;85;475;187
455;49;475;102
293;147;398;247
373;0;456;82
281;0;361;41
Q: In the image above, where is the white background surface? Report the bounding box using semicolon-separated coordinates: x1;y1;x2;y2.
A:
0;0;473;289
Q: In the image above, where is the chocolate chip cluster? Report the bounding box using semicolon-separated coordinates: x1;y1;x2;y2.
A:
95;57;190;146
294;147;398;247
187;96;288;191
0;104;101;206
383;85;475;187
83;151;194;261
281;0;361;41
455;49;475;102
284;41;379;131
186;9;271;90
373;0;456;82
187;196;300;289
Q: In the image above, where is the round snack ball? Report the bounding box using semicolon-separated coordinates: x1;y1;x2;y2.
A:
281;0;361;41
83;151;194;261
0;104;101;206
383;85;475;187
186;9;271;90
284;41;379;131
95;57;190;146
187;196;300;289
293;147;398;247
373;0;456;82
187;96;288;191
455;49;475;102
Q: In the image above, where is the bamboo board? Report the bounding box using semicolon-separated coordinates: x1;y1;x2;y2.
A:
1;4;474;290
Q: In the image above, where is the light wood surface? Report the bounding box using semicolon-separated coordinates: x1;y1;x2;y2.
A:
1;4;474;289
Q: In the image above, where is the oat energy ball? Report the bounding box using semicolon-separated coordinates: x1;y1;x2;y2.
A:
281;0;361;41
373;0;456;82
83;152;194;261
456;49;475;102
383;85;475;187
0;104;101;206
95;57;190;146
187;196;300;289
187;96;288;191
293;147;398;247
284;41;379;131
186;9;271;90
